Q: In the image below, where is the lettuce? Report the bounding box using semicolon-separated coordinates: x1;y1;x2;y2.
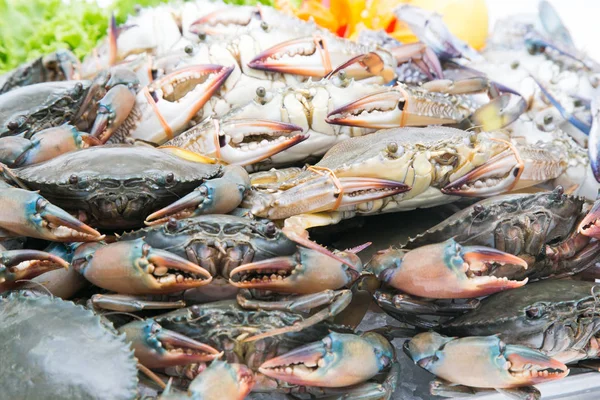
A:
0;0;274;74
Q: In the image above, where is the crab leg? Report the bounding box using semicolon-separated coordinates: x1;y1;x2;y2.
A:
371;238;528;299
0;183;103;242
243;289;352;342
119;320;221;369
0;248;69;291
90;294;186;312
73;239;212;295
163;119;307;166
405;332;569;389
259;332;394;388
145;165;250;225
250;173;410;220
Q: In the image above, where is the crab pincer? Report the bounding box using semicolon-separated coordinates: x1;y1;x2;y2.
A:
578;191;600;239
259;332;394;388
160;360;255;400
405;332;569;389
0;183;103;242
248;35;396;81
229;243;362;294
73;238;212;295
0;248;69;291
145;165;250;225
119;320;221;369
371;238;528;299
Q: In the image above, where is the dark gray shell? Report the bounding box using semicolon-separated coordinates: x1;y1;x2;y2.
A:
442;280;599;349
0;81;89;138
119;214;298;266
12;145;224;228
404;188;585;250
155;300;350;368
0;293;138;399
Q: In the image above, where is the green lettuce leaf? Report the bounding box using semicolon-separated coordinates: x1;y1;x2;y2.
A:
0;0;275;74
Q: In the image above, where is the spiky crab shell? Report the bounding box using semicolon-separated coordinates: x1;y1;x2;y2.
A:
0;293;138;400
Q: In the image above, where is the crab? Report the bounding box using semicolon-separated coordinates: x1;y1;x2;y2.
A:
243;126;510;233
67;213;367;335
1;145;250;230
0;292;138;399
405;187;600;280
0;49;80;94
118;300;397;398
0;67;139;140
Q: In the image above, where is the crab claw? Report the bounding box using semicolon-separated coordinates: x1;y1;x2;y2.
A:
119;320;221;369
371;238;527;299
130;64;234;144
0;125;99;167
73;238;212;295
326;88;456;129
229;247;362;293
189;6;260;36
578;192;600;239
90;84;137;143
188;361;255;400
0;186;103;242
0;249;69;290
248;36;394;80
145;165;249;225
405;332;569;389
260;332;393;387
164;119;307;166
441;147;523;197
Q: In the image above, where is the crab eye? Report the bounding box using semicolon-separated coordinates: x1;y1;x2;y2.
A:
151;322;161;334
265;222;277;237
166;218;178;232
166;172;174;183
35;198;48;212
397;100;406;110
256;86;266;98
525;306;544;319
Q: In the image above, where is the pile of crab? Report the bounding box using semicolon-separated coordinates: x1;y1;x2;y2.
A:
3;0;600;399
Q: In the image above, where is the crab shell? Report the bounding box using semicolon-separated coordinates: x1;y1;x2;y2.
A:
0;293;138;399
9;145;226;229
